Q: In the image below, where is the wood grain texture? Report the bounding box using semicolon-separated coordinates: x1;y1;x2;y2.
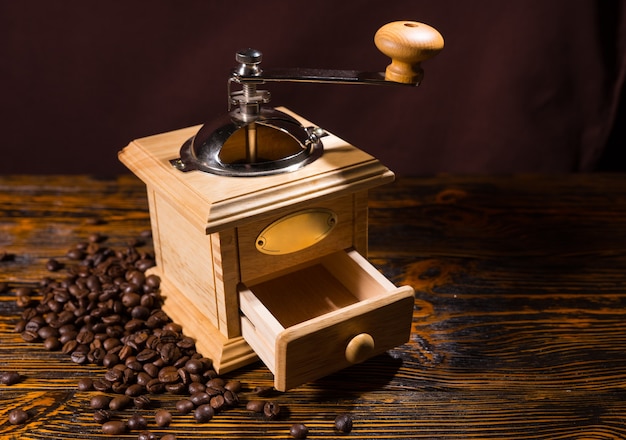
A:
2;174;626;439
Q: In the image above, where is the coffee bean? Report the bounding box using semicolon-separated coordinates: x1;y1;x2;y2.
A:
0;371;22;385
224;380;242;393
101;420;127;435
161;434;177;440
90;394;111;410
210;395;225;412
93;409;111;424
188;381;205;395
125;383;145;397
133;395;152;410
290;423;309;439
194;404;214;423
190;392;211;406
176;399;195;414
137;431;158;440
263;401;281;420
109;395;132;411
145;378;165;394
334;413;354;433
8;408;29;425
246;400;266;413
77;377;93;391
127;414;148;431
43;336;61;351
154;409;172;427
252;385;274;397
158;366;179;384
92;378;113;392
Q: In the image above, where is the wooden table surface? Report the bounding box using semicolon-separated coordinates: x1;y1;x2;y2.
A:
2;174;626;439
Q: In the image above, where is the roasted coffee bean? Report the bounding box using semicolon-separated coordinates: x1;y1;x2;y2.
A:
111;382;128;394
145;378;164;394
21;330;40;342
188;381;206;395
0;371;22;385
183;358;204;374
90;394;111;410
175;399;195;414
127;414;148;431
70;350;88;364
252;385;274;397
190;392;211;406
224;380;241;393
165;381;186;394
8;408;29;425
194;404;214;423
92;378;113;392
246;400;266;413
334;413;354;433
76;377;93;391
154;409;172;427
43;336;61;351
210;395;225;412
125;383;145;397
133;395;152;409
37;325;58;339
102;353;120;368
223;390;238;407
158;366;179;383
105;367;124;383
161;434;177;440
263;401;281;420
290;423;309;439
101;420;127;435
142;362;159;378
137;430;158;440
93;409;111;424
109;395;132;411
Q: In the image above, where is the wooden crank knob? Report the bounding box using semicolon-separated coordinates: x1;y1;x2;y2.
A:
374;21;444;84
345;333;375;364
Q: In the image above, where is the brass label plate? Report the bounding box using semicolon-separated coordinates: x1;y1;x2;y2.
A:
256;209;338;255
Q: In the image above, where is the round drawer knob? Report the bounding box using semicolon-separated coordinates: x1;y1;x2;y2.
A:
345;333;375;364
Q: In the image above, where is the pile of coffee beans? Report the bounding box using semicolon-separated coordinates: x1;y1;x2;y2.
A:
7;233;355;438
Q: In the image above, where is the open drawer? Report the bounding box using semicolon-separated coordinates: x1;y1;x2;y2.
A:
238;249;415;391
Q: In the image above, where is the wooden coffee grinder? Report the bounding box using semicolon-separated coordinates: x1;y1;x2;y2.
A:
119;21;443;391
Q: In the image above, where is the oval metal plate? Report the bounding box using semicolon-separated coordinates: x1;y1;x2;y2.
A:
255;209;338;255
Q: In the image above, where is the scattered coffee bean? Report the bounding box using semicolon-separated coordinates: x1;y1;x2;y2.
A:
137;431;158;440
263;401;281;420
246;400;266;413
101;420;127;435
8;408;29;425
252;385;274;397
161;435;177;440
290;423;309;439
127;414;148;431
194;404;215;423
46;258;63;272
90;394;111;410
154;409;172;427
77;377;93;391
93;409;111;424
133;395;152;409
109;395;132;411
334;413;354;433
0;371;22;385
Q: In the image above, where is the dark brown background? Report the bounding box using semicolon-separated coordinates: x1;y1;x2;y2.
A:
2;0;625;176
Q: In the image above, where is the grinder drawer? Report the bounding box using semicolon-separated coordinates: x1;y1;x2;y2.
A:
238;249;414;391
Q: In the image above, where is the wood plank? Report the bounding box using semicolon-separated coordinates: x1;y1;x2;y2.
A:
1;174;626;438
